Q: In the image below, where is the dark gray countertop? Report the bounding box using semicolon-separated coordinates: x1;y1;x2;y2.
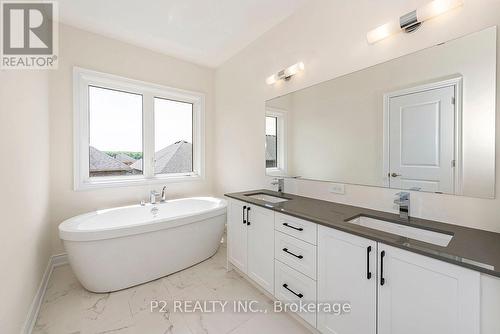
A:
225;189;500;278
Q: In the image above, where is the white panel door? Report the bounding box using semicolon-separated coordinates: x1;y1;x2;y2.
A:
388;85;455;193
317;226;377;334
227;199;247;273
247;205;275;294
378;243;480;334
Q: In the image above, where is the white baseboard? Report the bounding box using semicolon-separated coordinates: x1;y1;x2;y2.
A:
21;253;68;334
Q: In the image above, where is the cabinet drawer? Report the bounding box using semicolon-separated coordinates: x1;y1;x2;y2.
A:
275;213;317;245
275;260;317;327
275;231;317;279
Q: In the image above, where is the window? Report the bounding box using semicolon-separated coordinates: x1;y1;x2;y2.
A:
266;116;277;168
89;86;143;177
154;98;193;175
265;108;287;174
74;67;204;190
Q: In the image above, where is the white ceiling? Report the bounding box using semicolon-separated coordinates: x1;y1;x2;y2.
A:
58;0;308;68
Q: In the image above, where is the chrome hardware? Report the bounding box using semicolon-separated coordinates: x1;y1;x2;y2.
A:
140;200;146;206
151;206;159;216
390;172;402;178
400;9;421;33
394;192;410;220
160;186;167;203
271;178;285;193
150;190;160;204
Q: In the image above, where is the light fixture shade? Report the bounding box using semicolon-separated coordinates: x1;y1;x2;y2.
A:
417;0;464;22
284;62;305;77
266;62;305;85
367;20;400;44
266;75;277;85
367;0;464;44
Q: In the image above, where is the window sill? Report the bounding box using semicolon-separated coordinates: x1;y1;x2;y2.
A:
266;168;287;177
75;174;203;191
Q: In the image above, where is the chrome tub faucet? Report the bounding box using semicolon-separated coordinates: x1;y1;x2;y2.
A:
149;186;167;205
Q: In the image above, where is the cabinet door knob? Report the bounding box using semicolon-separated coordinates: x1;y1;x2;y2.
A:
390;173;402;178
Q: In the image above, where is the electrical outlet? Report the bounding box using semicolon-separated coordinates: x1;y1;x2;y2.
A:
329;183;345;194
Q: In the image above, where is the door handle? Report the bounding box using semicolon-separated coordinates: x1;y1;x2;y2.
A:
246;207;251;225
282;283;303;298
242;206;247;224
380;250;386;286
390;173;402;178
282;248;304;259
366;246;372;280
282;223;303;231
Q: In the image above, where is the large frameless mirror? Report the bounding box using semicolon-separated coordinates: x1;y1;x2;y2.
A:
265;27;496;198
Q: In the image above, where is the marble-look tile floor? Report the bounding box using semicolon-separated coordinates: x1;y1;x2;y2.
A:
33;242;311;334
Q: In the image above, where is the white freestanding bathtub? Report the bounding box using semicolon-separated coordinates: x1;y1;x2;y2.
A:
59;197;226;293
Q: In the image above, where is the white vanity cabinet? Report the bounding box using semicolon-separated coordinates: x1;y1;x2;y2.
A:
227;199;275;294
317;226;377;334
317;225;480;334
377;243;480;334
228;198;482;334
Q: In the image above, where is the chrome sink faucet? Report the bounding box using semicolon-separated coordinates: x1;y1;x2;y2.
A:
394;192;410;220
271;178;285;193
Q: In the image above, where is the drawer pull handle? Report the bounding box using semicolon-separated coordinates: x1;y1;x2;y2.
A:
283;223;303;231
242;206;247;225
282;283;303;298
282;248;303;259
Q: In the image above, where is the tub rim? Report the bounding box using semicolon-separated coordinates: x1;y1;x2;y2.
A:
58;197;227;242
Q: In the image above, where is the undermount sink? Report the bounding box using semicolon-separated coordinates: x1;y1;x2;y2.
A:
348;216;453;247
245;193;290;203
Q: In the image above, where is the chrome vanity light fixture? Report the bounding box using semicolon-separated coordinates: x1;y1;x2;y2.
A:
366;0;464;44
266;62;305;85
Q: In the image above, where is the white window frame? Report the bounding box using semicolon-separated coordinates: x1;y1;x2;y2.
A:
265;107;287;176
73;67;205;190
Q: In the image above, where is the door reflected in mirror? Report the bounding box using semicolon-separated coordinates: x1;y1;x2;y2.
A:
265;27;496;198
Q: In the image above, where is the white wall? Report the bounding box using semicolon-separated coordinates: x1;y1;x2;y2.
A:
0;71;51;333
49;24;216;253
214;0;500;233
